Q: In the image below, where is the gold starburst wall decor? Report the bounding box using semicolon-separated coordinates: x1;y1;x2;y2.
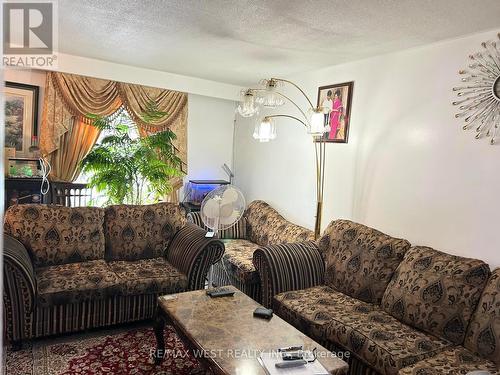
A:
453;33;500;145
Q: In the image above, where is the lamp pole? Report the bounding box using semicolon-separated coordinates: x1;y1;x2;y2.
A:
313;135;326;240
264;114;326;240
240;78;329;240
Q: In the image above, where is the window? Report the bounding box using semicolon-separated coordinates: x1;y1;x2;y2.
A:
76;109;146;207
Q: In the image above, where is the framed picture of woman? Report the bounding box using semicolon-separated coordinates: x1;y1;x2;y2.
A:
4;81;39;157
316;81;354;143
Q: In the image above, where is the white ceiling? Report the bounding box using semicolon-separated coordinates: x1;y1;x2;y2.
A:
59;0;500;86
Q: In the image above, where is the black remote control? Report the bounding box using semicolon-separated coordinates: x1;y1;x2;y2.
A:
282;351;303;360
253;307;273;319
275;359;307;369
206;288;235;298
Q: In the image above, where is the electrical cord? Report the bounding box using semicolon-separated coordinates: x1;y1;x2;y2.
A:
211;225;239;288
39;157;51;195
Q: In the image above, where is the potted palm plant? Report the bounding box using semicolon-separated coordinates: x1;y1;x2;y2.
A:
80;104;183;205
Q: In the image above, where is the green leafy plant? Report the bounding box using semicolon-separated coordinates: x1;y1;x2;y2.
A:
80;104;183;205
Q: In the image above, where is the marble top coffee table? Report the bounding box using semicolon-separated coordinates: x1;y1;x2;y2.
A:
153;286;348;374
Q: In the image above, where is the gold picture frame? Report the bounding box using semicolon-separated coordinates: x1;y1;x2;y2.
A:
4;81;39;157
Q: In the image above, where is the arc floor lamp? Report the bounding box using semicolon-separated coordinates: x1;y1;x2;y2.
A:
237;78;329;239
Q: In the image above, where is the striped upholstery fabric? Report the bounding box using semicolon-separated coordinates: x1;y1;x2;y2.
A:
34;294;159;338
253;241;325;308
165;223;224;290
251;239;404;375
4;216;225;343
3;235;37;343
212;260;261;302
188;212;258;299
188;201;314;303
186;212;247;239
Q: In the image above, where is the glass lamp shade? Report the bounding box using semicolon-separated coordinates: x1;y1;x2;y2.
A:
256;79;285;108
308;108;330;135
253;117;277;142
237;90;259;117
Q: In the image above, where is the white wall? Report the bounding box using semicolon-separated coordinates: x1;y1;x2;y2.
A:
4;69;46;122
187;94;236;181
234;102;357;232
4;67;236;185
39;52;241;101
234;29;500;268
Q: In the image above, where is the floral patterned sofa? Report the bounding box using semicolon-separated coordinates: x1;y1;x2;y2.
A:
187;200;314;302
3;203;224;347
253;219;499;375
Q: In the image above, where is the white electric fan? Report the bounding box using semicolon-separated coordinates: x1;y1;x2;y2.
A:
200;185;245;288
200;184;246;237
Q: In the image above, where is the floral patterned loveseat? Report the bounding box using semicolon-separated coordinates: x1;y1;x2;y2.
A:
187;200;314;302
254;219;499;375
3;203;224;347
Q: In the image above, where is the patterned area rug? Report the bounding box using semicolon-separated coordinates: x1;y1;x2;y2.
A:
5;323;208;375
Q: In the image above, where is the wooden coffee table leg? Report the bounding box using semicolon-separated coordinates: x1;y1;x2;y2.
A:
153;305;166;365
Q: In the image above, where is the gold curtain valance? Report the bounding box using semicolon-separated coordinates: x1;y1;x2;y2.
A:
40;71;188;185
53;72;122;118
118;83;187;132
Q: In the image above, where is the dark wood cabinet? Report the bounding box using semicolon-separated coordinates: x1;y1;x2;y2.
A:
5;178;47;209
4;179;91;209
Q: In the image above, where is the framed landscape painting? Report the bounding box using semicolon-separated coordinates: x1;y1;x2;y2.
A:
4;82;39;157
316;81;354;143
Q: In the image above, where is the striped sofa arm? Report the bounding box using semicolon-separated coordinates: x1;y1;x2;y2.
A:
253;241;325;308
186;211;205;229
3;234;37;344
166;223;225;290
187;211;247;239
